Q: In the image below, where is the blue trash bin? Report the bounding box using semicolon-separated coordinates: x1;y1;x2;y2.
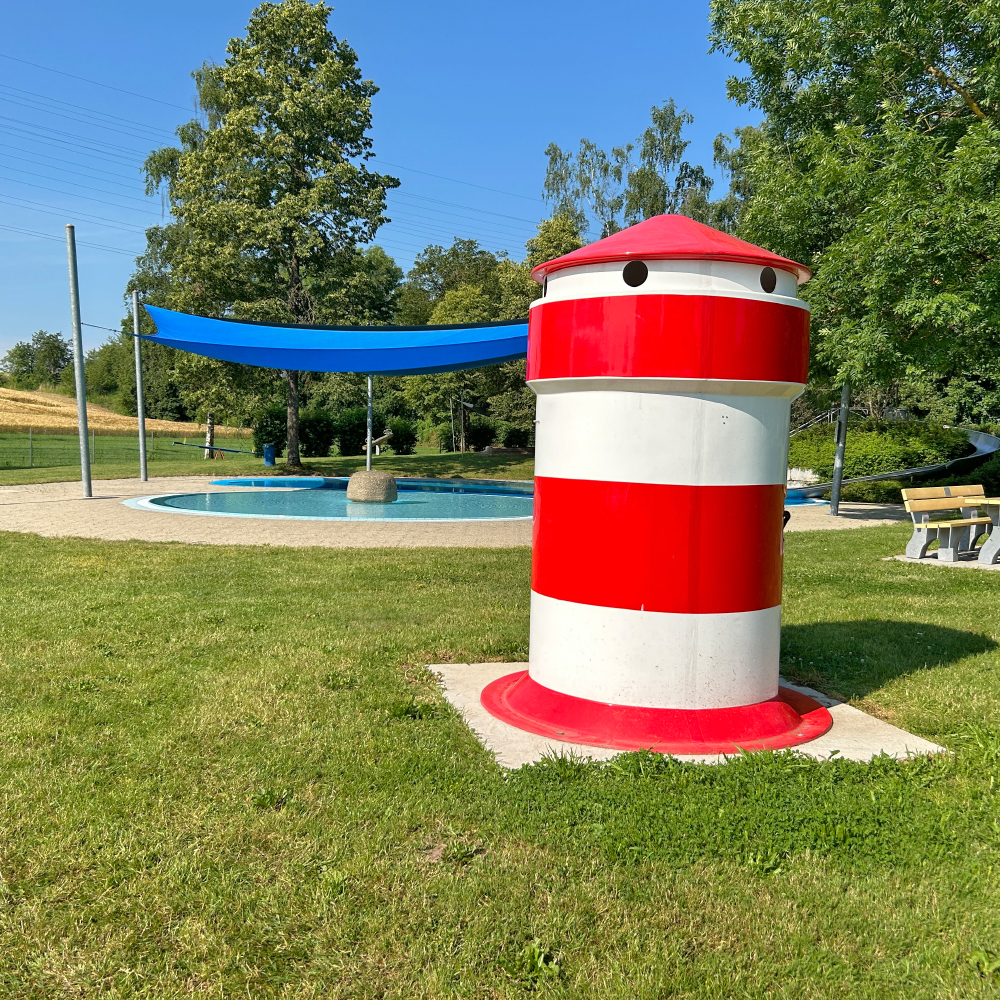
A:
263;443;275;467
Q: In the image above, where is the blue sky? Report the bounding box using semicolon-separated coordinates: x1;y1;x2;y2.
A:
0;0;759;354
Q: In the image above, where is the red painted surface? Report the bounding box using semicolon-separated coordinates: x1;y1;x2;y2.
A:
530;214;811;283
531;477;785;614
527;295;809;385
481;671;832;753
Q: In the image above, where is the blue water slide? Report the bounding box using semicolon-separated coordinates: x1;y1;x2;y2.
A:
141;304;528;375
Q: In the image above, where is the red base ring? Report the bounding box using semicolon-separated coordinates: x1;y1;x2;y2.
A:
481;671;832;754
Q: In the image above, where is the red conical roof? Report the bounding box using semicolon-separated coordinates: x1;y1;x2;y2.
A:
531;214;811;284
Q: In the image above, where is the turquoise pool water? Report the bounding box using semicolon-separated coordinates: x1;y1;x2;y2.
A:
124;478;822;522
128;485;533;521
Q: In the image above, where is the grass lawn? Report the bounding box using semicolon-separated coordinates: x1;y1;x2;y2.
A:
3;523;1000;997
0;448;535;487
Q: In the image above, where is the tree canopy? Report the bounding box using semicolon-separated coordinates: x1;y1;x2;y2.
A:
710;0;1000;420
139;0;399;463
543;100;719;237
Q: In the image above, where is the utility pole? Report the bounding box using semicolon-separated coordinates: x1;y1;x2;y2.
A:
65;225;92;497
460;392;466;453
829;381;851;516
366;374;374;471
132;291;148;481
450;398;456;452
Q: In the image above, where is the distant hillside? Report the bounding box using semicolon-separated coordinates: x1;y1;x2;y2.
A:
0;389;244;436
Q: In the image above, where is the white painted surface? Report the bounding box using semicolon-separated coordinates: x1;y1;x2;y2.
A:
528;591;782;709
536;259;806;308
433;663;947;768
534;390;791;487
529;377;804;398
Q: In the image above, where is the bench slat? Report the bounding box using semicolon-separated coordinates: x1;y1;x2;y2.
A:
902;484;985;501
913;517;992;528
905;497;987;512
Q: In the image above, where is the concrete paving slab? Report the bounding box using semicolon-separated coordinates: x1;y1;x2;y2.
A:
887;554;1000;571
432;662;944;768
784;502;908;532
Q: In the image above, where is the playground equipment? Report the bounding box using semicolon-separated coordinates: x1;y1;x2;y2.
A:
481;215;833;753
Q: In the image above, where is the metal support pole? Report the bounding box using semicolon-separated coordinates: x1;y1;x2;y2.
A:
132;291;148;481
450;398;455;452
829;381;851;516
366;374;373;471
65;225;91;497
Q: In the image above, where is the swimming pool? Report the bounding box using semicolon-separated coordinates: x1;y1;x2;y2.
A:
123;477;824;522
124;477;534;522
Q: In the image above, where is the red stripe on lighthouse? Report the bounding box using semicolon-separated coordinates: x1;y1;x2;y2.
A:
527;295;809;384
531;477;785;614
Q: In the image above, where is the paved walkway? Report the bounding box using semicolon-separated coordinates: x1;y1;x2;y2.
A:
0;476;907;548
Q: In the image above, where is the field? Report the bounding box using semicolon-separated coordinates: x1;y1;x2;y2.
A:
2;524;1000;997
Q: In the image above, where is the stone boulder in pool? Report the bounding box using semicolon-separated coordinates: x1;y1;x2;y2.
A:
346;470;398;503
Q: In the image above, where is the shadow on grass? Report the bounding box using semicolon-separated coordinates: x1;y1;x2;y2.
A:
781;619;996;699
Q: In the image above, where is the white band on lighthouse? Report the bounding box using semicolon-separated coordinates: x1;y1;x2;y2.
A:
533;389;793;487
528;591;782;710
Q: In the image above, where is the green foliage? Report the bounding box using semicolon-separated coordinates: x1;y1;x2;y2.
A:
138;0;400;463
385;416;416;455
252;406;288;457
525;214;585;269
543;100;718;236
788;420;971;479
0;331;72;390
335;405;386;456
709;0;1000;406
298;409;337;458
465;414;497;452
501;425;531;448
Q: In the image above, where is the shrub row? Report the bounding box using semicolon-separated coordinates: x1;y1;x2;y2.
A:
788;419;972;480
251;407;417;458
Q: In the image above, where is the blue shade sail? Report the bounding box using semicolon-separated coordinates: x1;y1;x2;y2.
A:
141;305;528;374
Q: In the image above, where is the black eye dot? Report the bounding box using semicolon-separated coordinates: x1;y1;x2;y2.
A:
623;260;648;287
760;267;777;293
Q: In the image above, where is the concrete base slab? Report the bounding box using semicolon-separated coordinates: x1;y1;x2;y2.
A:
432;662;944;768
888;554;1000;571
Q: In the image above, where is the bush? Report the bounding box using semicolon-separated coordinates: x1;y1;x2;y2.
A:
787;420;972;479
502;424;532;448
252;406;287;458
298;409;336;458
336;406;386;456
465;414;497;452
386;417;417;455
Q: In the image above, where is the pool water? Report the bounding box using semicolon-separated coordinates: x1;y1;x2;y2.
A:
125;477;823;522
127;486;533;521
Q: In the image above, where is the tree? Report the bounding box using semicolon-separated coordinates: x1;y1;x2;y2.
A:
396;215;586;445
709;1;1000;412
0;331;71;390
543;100;715;236
142;0;399;466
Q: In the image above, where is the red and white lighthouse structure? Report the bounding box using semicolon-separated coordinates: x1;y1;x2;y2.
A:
482;215;832;754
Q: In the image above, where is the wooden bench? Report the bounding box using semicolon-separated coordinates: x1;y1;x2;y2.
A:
901;485;992;561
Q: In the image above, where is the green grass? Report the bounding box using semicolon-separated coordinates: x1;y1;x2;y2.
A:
3;524;1000;996
0;447;535;486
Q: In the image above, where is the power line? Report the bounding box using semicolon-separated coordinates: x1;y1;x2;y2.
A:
0;162;156;206
0;82;180;139
0;51;194;113
0;170;161;215
0;223;135;255
0;195;151;234
377;159;543;204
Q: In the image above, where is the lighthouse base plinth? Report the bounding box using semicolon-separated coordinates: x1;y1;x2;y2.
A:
481;671;831;754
